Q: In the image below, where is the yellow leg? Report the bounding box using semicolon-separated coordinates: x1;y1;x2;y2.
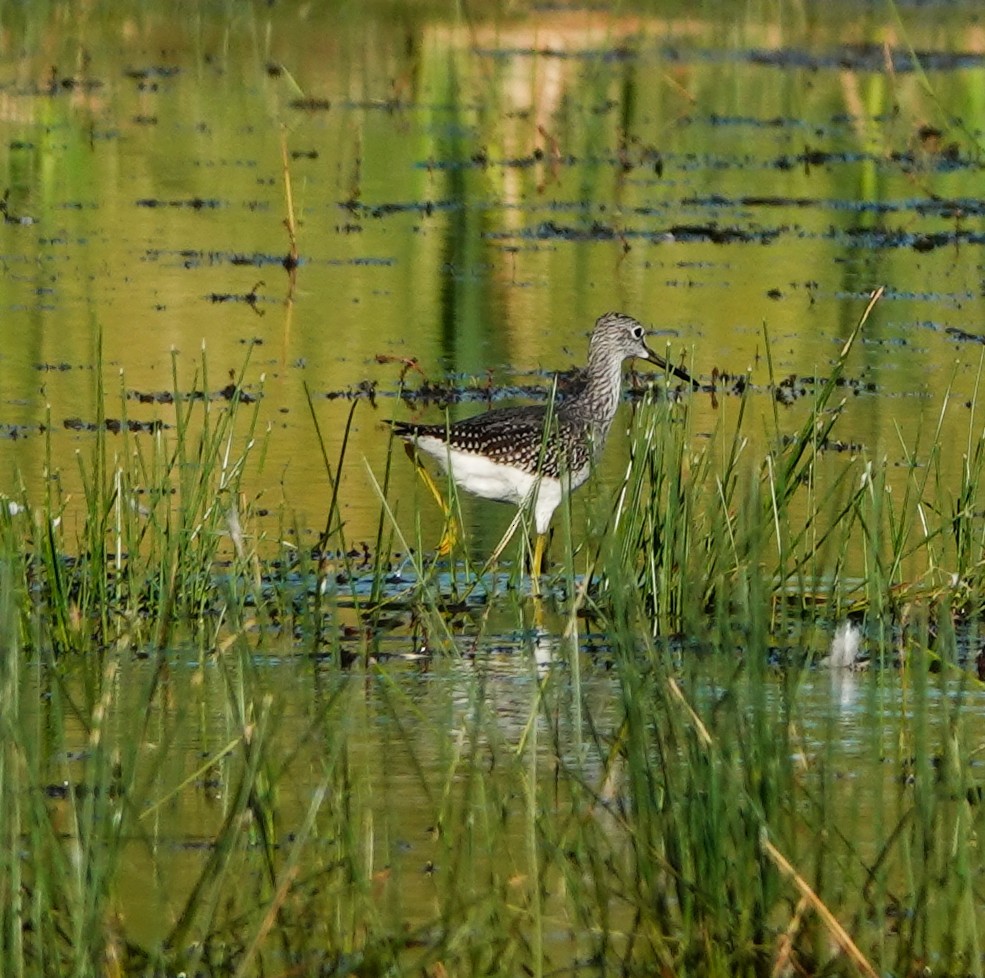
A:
403;444;459;556
532;533;546;578
530;533;547;604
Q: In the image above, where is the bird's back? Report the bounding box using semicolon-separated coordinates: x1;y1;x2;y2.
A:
391;403;594;481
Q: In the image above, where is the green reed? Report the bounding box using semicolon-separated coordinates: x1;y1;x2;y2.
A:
21;344;269;657
574;593;984;975
597;286;985;641
530;289;985;974
3;321;985;978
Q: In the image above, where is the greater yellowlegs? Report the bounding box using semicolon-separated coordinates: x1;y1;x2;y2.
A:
390;311;693;576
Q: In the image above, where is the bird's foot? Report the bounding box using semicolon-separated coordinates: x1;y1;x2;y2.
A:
435;518;460;558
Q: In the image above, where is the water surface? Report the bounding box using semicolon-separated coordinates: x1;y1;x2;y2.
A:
2;3;985;557
5;3;985;970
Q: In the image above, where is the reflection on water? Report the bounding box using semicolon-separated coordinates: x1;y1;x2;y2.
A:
29;621;985;956
5;5;985;967
0;4;984;559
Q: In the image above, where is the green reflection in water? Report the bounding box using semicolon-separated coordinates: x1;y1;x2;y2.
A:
2;4;985;973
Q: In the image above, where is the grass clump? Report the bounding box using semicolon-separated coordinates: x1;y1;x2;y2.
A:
595;287;985;655
2;304;985;976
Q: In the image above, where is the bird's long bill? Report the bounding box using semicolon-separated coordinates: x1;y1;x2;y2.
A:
643;342;698;388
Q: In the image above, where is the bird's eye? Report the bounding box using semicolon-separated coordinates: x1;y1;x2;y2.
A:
632;326;644;339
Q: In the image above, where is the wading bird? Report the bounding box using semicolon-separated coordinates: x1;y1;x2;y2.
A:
389;311;694;578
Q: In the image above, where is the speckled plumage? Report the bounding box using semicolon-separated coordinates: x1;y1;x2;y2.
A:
390;312;690;536
390;406;592;482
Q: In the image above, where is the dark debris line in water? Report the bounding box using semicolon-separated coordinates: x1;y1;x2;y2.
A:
143;247;396;269
485;220;783;244
337;183;985;251
55;384;262;434
471;42;985;74
685;194;985;217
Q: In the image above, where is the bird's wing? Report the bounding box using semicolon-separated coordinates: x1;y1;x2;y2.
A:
390;406;586;475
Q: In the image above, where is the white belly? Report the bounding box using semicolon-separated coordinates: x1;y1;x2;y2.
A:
415;437;570;534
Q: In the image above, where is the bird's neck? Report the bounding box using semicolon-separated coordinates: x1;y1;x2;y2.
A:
570;350;625;433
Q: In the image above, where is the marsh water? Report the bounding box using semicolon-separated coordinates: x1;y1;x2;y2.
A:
4;4;985;542
5;1;985;968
